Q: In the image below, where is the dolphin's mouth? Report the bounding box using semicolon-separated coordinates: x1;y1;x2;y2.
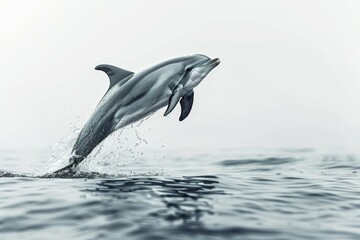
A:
197;58;221;68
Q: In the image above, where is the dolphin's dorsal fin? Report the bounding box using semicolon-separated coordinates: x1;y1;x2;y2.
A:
179;90;194;121
95;64;134;89
164;85;183;116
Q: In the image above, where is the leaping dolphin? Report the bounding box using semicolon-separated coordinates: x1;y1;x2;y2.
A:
54;54;220;173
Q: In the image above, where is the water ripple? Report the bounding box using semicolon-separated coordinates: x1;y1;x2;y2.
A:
1;151;360;239
219;157;298;166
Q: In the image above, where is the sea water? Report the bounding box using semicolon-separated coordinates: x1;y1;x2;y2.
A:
1;145;360;240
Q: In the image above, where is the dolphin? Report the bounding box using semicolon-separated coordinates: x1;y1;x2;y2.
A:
54;54;220;173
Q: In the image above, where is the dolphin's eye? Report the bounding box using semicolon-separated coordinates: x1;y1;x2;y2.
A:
186;67;192;72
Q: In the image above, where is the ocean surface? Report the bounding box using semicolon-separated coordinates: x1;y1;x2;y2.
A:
1;147;360;240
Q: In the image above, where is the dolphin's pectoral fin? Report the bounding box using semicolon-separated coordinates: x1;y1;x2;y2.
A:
164;86;183;116
95;64;134;89
179;90;194;121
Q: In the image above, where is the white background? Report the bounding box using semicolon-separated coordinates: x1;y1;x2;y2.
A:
1;0;360;151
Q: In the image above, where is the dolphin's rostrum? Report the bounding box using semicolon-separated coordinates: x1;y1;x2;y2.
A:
54;54;220;173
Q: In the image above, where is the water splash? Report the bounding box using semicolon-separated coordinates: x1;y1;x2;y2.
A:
79;123;165;176
40;115;166;176
41;128;80;174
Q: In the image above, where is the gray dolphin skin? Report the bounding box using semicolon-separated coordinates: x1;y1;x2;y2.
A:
54;54;220;173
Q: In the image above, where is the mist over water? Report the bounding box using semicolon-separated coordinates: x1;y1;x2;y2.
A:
1;0;360;151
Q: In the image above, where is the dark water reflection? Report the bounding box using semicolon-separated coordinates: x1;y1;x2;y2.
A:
86;176;225;223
